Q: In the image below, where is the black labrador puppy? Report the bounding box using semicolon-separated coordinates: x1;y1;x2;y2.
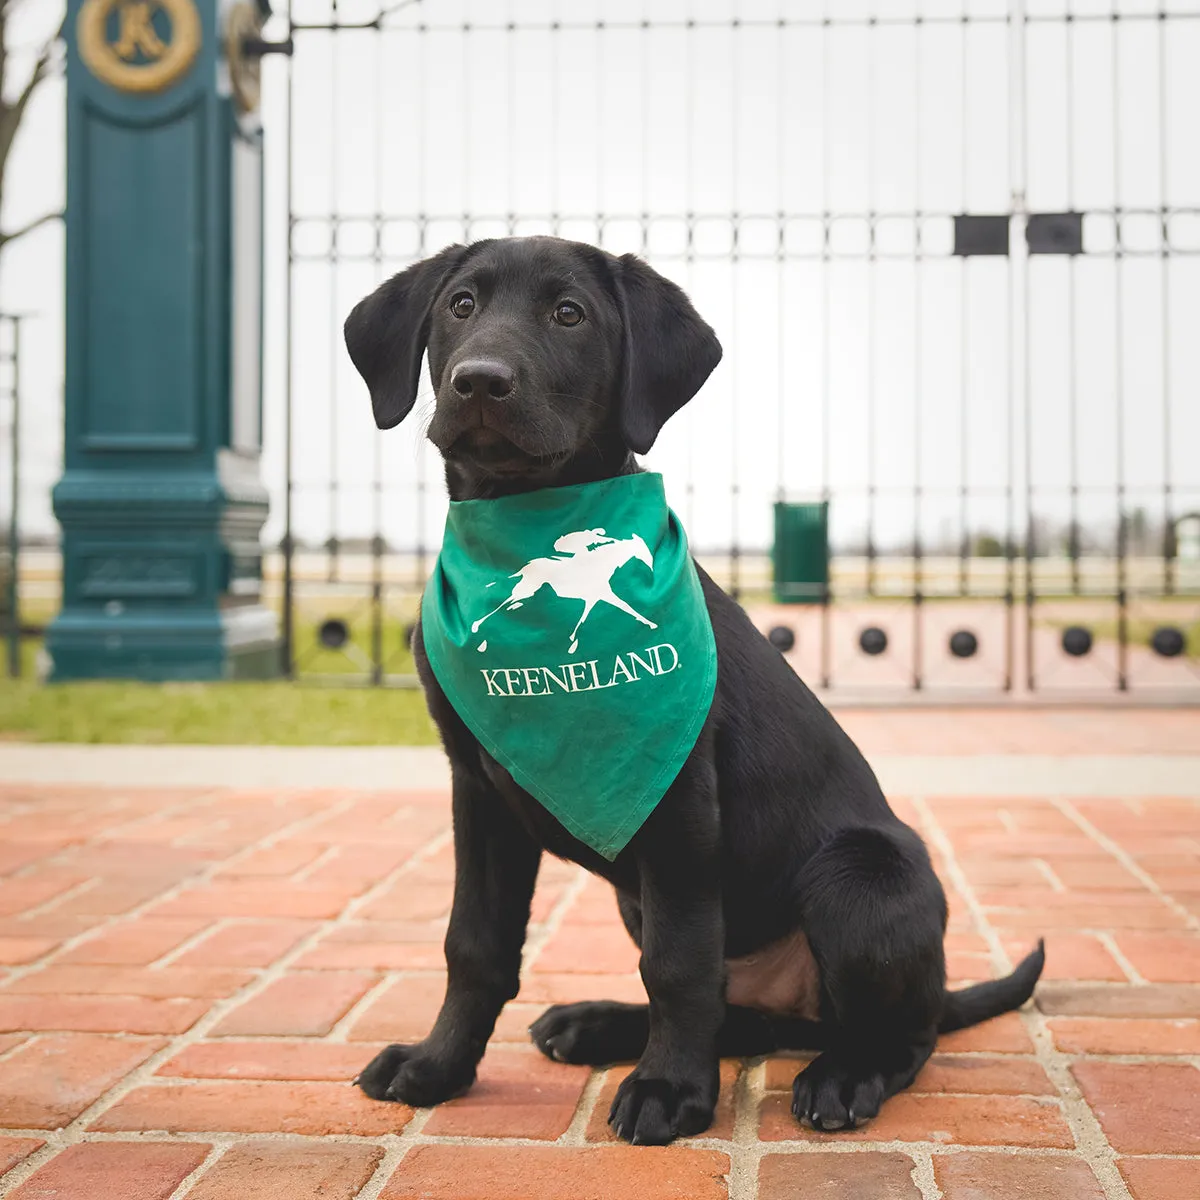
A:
344;236;1044;1145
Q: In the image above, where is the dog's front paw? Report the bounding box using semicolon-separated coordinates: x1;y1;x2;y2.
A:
791;1053;885;1132
355;1043;475;1107
608;1065;717;1145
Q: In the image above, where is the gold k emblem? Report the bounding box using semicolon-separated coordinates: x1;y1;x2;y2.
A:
78;0;201;94
112;2;168;61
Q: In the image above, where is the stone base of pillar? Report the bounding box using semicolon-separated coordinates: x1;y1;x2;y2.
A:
47;606;279;682
46;467;280;683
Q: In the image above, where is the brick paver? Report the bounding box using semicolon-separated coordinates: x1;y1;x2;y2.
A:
209;970;377;1036
933;1153;1107;1199
1;755;1198;1198
379;1144;731;1199
179;1141;383;1200
0;1033;166;1128
7;1141;210;1199
1118;1157;1200;1200
0;1141;43;1179
758;1152;921;1198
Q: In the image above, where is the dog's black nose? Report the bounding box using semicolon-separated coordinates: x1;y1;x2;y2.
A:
451;359;515;401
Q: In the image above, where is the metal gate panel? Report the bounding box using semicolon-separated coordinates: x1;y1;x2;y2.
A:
274;0;1200;699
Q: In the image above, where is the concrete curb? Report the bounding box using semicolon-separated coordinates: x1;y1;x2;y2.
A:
2;745;1198;796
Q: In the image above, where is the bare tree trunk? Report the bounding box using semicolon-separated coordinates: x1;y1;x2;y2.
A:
0;2;65;253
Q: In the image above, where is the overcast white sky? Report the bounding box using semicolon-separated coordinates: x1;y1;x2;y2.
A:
4;0;1199;556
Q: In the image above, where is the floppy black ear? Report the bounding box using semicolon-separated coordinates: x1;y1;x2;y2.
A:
613;254;723;455
344;244;471;430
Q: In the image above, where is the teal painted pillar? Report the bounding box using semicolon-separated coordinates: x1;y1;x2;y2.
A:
48;0;280;680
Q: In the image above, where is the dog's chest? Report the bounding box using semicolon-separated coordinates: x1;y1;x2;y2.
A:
724;928;822;1021
482;754;633;872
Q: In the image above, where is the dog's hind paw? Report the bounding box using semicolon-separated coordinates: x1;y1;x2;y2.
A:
530;1001;649;1066
356;1043;474;1107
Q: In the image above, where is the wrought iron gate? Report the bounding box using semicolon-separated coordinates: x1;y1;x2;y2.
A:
276;0;1200;700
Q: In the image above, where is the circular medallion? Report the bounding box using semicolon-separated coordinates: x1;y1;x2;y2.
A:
78;0;201;95
226;1;265;114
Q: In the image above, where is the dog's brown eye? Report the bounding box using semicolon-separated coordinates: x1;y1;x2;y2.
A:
450;293;475;319
553;301;584;327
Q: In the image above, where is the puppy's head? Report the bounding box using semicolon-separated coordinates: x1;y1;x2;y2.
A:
344;236;722;491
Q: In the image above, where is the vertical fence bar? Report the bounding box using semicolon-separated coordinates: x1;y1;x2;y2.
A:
959;272;970;599
414;21;429;601
5;317;19;679
959;8;970;600
508;0;516;238
1158;9;1173;596
282;2;296;677
1004;3;1018;694
911;16;924;691
1066;9;1080;597
819;6;832;689
371;16;384;685
327;3;340;590
1015;0;1035;694
816;9;835;691
775;9;786;514
461;18;470;242
1112;8;1128;690
684;3;696;534
866;16;877;600
728;20;741;604
551;0;562;239
595;15;604;263
639;2;648;260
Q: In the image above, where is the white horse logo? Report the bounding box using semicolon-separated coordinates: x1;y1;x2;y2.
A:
471;528;657;655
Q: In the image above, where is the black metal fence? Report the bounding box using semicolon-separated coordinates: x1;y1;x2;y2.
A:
275;0;1200;699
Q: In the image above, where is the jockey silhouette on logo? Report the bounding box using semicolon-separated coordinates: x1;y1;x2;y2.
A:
471;527;657;655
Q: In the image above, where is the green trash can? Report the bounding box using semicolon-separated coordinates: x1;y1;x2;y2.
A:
772;501;829;604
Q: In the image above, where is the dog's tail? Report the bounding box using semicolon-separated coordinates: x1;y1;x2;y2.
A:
937;939;1045;1034
724;939;1044;1055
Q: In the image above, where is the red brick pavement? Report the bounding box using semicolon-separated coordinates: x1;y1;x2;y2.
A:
0;774;1198;1199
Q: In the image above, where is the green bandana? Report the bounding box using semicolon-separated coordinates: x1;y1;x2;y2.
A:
422;472;718;860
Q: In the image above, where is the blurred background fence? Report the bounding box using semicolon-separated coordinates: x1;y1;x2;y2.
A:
5;0;1200;698
273;0;1200;698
